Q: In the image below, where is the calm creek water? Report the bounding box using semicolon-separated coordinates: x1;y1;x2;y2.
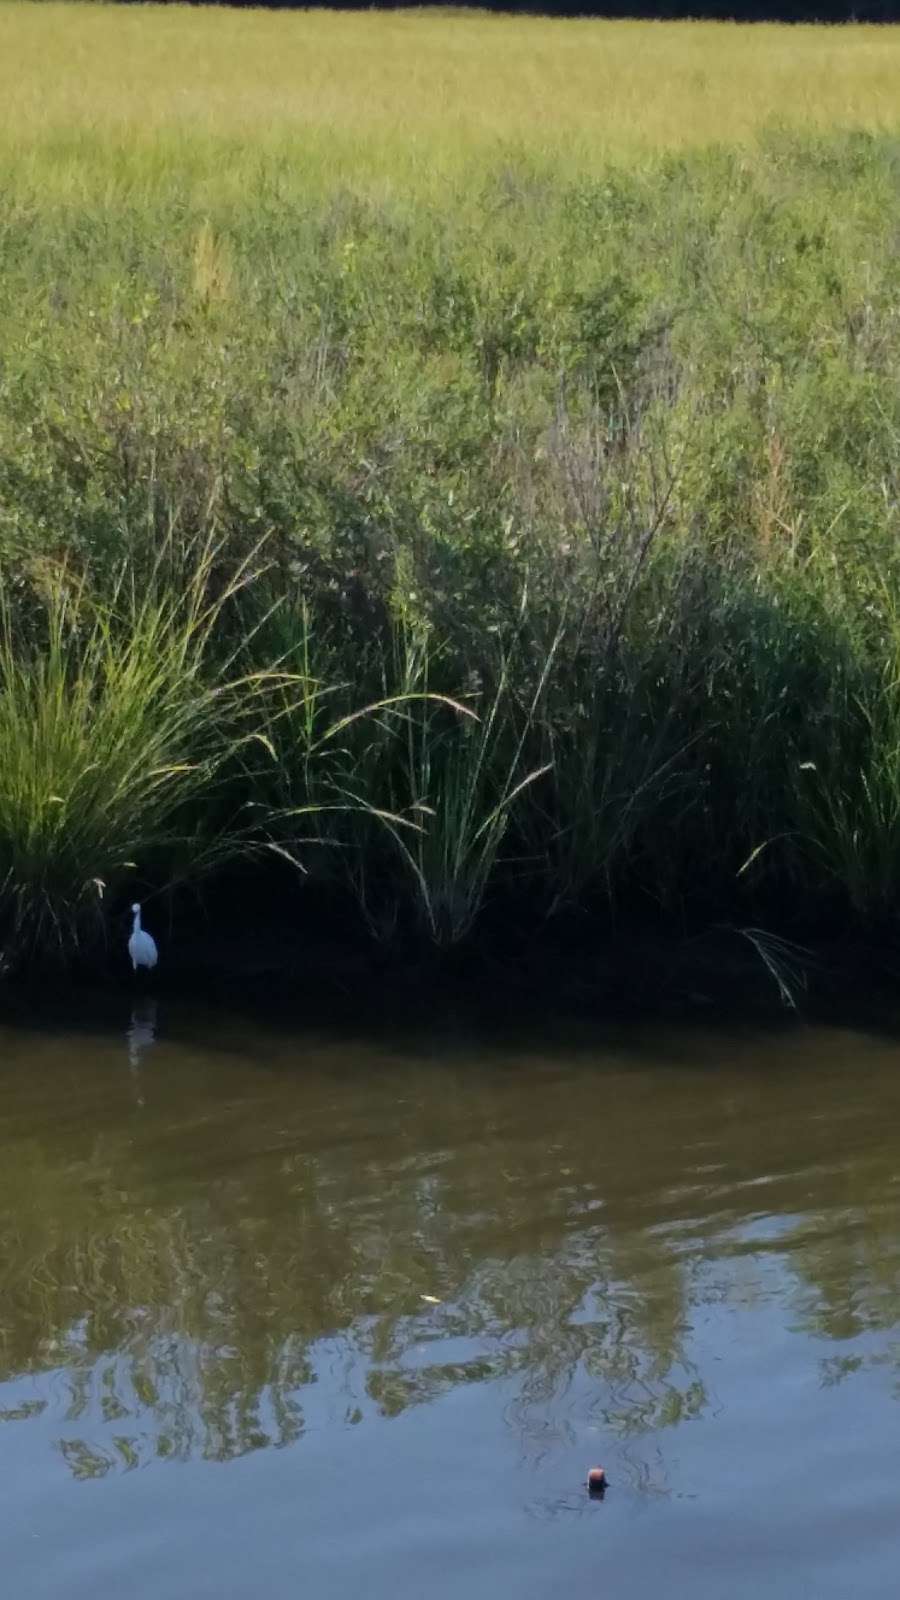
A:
3;1001;900;1597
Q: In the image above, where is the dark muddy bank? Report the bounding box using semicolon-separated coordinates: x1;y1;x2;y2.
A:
8;888;900;1034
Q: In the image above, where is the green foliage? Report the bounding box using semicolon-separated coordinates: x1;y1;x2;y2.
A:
0;539;277;960
6;130;900;959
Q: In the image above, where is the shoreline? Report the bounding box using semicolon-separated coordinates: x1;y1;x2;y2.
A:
6;916;900;1035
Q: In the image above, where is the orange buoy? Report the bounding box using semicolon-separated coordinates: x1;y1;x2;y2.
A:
587;1466;607;1495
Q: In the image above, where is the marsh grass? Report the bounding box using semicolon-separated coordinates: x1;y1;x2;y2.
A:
0;538;279;960
792;656;900;922
5;7;900;186
3;6;900;963
356;621;557;945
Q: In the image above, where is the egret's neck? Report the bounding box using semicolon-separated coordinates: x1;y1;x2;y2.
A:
132;908;142;933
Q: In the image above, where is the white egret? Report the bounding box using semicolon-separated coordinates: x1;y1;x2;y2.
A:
128;903;158;973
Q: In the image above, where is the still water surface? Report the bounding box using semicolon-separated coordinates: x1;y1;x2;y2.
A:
2;1002;900;1597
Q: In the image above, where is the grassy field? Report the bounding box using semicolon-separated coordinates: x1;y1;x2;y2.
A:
4;7;900;193
4;2;900;973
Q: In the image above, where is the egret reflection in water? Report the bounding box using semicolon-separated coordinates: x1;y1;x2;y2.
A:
126;998;157;1104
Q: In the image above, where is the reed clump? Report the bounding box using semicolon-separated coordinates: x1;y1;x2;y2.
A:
0;541;281;957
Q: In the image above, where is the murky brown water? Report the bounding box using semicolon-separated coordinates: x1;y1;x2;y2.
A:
3;1001;900;1597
